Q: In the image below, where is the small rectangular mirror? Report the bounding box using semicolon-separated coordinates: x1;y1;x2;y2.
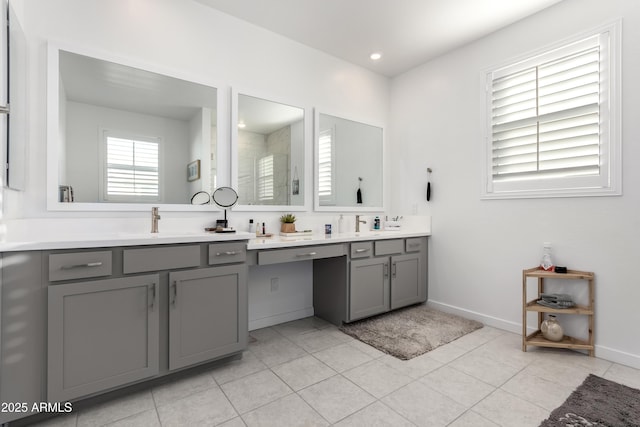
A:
231;91;306;211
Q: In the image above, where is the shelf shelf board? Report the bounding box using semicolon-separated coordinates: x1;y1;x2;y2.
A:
524;330;593;350
525;300;593;315
523;267;594;280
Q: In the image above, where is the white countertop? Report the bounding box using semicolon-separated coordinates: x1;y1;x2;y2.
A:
247;230;430;250
0;231;256;252
0;229;430;252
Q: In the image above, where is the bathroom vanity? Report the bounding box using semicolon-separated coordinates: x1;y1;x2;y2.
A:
0;230;428;424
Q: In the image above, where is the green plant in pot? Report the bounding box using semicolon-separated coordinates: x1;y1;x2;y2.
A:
280;213;296;233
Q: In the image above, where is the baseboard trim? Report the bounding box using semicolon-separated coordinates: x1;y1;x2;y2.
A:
249;307;314;331
427;300;640;370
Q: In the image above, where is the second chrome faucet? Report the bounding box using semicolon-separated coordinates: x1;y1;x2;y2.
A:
151;207;161;233
355;215;367;233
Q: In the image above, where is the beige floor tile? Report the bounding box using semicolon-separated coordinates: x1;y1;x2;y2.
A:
521;357;593;389
603;363;640;389
346;339;387;359
448;327;499;350
76;390;155;427
378;353;442;379
271;355;337;391
425;342;469;364
249;335;308;367
28;413;78;427
448;352;521;386
447;411;498;427
242;393;329;427
289;328;351;353
501;371;574;411
221;369;292;414
151;370;217;406
343;359;413;398
420;365;495;407
212;351;269;385
104;409;160;427
381;380;466;427
473;389;550;427
155;386;237;427
313;343;373;372
334;401;415;427
273;317;324;337
298;375;375;424
218;417;247;427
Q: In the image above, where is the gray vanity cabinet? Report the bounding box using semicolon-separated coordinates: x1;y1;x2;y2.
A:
47;274;160;402
169;264;247;370
349;257;390;320
347;237;428;322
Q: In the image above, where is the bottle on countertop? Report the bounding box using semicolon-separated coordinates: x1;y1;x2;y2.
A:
374;216;381;230
338;214;345;234
540;242;554;271
262;222;266;235
248;219;255;234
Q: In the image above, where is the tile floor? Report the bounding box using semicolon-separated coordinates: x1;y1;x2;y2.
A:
31;316;640;427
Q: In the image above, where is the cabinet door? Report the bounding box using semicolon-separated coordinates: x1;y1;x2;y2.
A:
349;258;390;321
391;253;424;309
169;265;247;371
48;275;160;402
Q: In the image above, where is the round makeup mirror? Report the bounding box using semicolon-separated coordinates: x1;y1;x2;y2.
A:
212;187;238;208
190;191;211;205
212;187;238;231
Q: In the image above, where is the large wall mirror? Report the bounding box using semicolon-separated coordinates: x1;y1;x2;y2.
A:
314;112;384;211
231;91;306;211
46;44;221;211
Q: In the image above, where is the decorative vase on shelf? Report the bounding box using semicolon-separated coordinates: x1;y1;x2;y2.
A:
541;315;564;342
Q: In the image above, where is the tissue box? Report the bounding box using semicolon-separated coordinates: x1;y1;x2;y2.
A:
384;221;401;230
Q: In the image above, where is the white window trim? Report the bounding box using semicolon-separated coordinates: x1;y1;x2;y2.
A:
481;20;621;199
99;129;164;203
317;127;336;205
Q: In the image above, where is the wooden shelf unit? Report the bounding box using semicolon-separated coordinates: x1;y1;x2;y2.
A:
522;267;595;356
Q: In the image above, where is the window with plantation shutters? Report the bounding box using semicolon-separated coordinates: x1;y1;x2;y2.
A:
483;22;620;198
101;132;161;202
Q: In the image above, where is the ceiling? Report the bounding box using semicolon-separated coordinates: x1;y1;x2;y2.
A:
195;0;564;77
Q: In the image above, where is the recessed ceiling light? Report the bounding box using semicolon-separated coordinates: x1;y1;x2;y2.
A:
238;122;246;129
370;52;382;61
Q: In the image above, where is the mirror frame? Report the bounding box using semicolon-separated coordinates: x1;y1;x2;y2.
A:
46;42;225;212
313;109;385;212
230;88;310;212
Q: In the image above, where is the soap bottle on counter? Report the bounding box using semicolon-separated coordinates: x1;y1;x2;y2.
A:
248;219;255;234
374;216;381;230
338;214;345;234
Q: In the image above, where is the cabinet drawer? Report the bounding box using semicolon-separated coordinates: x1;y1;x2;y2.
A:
208;242;247;265
124;245;200;274
405;238;424;253
350;242;373;259
258;244;344;265
49;251;112;282
374;239;404;256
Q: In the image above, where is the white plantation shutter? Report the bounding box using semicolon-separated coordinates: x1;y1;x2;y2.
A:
257;154;274;201
103;133;161;201
484;24;620;198
318;128;335;204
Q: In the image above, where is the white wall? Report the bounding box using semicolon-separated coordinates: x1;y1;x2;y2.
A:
390;0;640;368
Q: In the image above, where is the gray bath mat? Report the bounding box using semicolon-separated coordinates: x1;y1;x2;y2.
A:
339;305;483;360
539;374;640;426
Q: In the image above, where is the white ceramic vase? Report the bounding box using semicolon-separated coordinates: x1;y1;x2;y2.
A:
541;314;564;342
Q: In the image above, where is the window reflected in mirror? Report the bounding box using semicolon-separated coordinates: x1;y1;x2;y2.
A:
235;93;304;207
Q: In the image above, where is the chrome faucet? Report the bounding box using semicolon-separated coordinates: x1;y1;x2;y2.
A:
355;215;367;233
151;207;161;233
